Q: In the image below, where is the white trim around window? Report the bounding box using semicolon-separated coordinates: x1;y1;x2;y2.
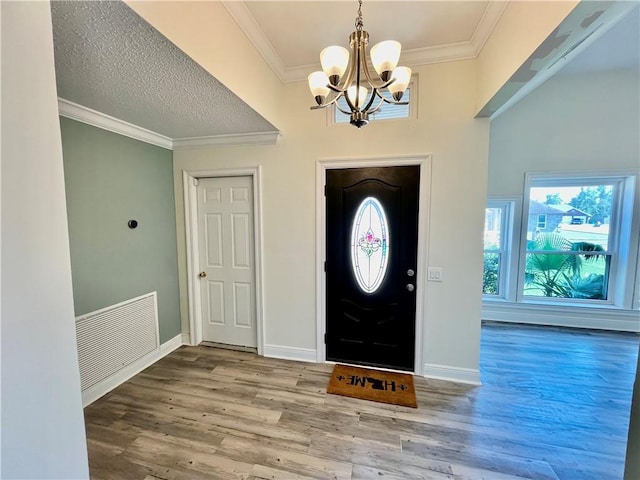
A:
518;171;638;309
483;170;639;332
483;196;521;301
483;197;520;300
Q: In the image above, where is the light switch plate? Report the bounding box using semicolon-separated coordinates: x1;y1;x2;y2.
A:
427;267;443;282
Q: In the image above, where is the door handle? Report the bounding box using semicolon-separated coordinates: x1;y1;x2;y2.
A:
406;283;414;292
198;271;207;278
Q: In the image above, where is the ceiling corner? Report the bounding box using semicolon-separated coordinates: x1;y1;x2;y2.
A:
221;0;287;83
470;1;510;56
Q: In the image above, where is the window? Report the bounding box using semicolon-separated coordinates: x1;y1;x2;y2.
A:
334;85;414;124
350;197;389;293
537;214;547;229
483;200;514;297
521;174;636;304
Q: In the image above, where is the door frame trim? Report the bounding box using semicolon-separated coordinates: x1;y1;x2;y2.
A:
316;155;432;376
183;167;265;355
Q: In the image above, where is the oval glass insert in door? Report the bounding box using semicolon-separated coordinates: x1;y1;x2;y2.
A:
350;196;389;293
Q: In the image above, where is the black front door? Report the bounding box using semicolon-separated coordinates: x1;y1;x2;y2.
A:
325;166;420;371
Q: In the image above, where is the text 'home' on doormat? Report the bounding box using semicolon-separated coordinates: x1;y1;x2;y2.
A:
326;364;417;408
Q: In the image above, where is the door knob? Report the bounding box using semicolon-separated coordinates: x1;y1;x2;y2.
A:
198;271;207;278
406;283;414;292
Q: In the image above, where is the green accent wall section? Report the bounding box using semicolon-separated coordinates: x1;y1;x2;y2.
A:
60;117;180;343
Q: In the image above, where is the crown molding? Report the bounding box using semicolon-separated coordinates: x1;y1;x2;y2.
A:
281;63;321;84
221;0;287;83
469;1;509;56
226;1;510;84
172;132;281;150
58;98;281;150
401;41;477;67
58;98;173;150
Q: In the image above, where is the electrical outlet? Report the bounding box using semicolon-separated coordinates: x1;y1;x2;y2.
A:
427;267;443;282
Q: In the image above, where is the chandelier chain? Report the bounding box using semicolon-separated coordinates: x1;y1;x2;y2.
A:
355;0;364;31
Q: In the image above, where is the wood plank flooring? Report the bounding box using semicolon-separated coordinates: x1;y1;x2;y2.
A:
84;323;639;480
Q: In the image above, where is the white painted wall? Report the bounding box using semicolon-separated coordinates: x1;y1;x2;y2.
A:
1;2;89;478
488;69;640;196
174;59;490;378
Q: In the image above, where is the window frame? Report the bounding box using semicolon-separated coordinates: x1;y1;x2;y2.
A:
518;172;638;307
329;77;418;126
483;197;518;300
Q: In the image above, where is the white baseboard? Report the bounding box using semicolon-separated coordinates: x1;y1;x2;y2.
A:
483;302;640;333
181;333;192;346
423;363;482;386
263;344;317;363
81;333;183;407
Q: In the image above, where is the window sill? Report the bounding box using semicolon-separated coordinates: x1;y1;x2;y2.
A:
482;296;509;303
520;298;618;310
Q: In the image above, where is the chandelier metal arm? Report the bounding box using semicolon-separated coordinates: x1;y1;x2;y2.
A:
374;88;409;105
343;88;358;113
367;96;386;115
335;103;352;115
362;87;378;112
381;97;409;106
353;37;364;109
310;94;341;109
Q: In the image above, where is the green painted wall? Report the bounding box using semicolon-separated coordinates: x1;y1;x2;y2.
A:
60;117;180;343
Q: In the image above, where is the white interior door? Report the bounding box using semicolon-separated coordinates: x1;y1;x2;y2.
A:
197;176;256;348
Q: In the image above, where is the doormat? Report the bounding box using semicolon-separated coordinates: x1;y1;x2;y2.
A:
327;364;417;408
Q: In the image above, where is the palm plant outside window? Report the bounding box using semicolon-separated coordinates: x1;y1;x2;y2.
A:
524;183;614;301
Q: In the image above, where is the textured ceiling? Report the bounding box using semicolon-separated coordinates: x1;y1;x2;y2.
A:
51;1;277;139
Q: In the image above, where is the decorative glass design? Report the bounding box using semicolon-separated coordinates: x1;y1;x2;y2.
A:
350;196;389;293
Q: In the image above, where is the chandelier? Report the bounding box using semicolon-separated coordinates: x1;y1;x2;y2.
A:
307;0;411;128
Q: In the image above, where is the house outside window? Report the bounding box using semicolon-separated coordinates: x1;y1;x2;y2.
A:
521;174;636;305
536;213;547;230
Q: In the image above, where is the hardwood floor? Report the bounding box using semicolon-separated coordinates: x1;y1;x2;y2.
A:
84;323;639;480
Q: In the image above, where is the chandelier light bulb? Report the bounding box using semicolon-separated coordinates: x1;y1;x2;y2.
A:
370;40;401;82
308;71;330;104
346;85;369;109
388;66;412;101
320;46;350;86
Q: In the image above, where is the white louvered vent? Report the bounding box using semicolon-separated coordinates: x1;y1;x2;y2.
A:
75;292;159;391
